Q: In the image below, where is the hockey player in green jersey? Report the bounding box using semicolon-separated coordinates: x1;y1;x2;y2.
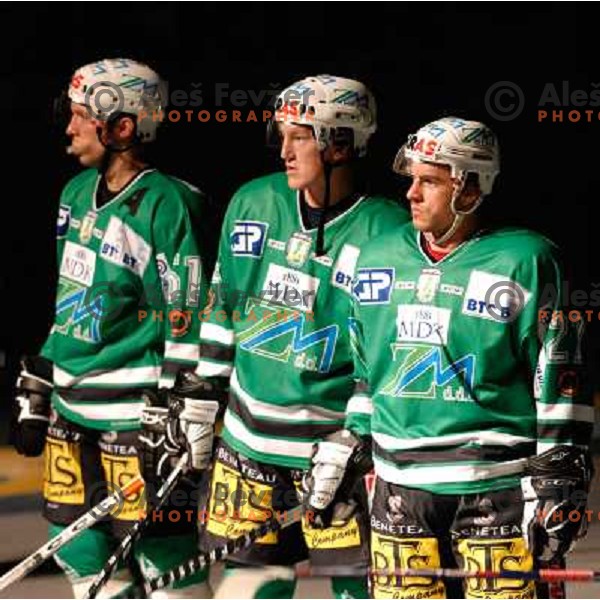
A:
303;117;594;598
11;59;213;598
157;75;409;598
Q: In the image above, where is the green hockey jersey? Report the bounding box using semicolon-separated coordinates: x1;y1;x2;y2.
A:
195;172;410;469
345;224;593;494
41;168;208;431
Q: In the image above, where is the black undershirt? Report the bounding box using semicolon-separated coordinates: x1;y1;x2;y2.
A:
95;169;148;209
299;191;362;230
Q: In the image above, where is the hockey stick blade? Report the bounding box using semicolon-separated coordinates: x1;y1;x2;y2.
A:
0;476;143;592
142;504;303;595
84;453;188;599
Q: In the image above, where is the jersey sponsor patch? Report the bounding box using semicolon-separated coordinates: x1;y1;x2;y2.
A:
462;270;530;322
238;301;338;373
230;221;268;257
267;239;285;251
261;263;320;312
100;216;152;276
440;283;464;296
286;231;312;268
332;243;360;294
100;451;144;521
457;537;534;598
396;304;451;345
79;210;97;245
43;436;85;505
207;459;278;544
370;533;445;598
57;205;71;237
311;254;333;267
303;514;362;550
60;241;96;287
382;345;475;401
353;268;395;305
416;269;441;303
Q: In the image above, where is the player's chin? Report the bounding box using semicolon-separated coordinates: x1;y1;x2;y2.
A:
285;172;305;190
411;215;429;231
77;151;103;168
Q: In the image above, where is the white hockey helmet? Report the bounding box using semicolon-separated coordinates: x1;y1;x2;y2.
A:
393;117;500;195
272;75;377;157
68;58;166;143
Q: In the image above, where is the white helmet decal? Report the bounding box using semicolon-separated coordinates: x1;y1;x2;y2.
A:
394;117;500;195
273;75;377;157
68;58;166;143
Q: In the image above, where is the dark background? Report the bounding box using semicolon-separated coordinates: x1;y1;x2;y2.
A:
1;2;598;438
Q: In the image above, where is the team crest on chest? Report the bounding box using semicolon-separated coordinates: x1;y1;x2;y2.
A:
416;268;441;303
79;210;97;245
285;231;312;268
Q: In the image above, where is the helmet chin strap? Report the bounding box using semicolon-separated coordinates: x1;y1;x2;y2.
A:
427;172;483;246
96;116;139;175
315;159;333;257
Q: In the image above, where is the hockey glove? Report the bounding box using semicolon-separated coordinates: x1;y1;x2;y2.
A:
301;429;373;529
139;371;221;483
521;445;593;563
139;387;174;483
11;356;53;457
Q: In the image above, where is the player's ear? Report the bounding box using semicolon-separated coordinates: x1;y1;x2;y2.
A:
328;143;352;165
116;115;137;143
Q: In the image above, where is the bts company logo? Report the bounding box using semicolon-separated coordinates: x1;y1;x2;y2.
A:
230;221;268;257
353;268;395;304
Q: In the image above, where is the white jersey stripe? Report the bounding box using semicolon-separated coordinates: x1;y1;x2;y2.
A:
197;359;233;378
54;365;160;388
231;369;344;422
164;341;199;362
346;395;373;416
223;410;313;459
54;395;145;421
536;402;595;422
372;430;535;452
201;322;235;346
374;456;527;486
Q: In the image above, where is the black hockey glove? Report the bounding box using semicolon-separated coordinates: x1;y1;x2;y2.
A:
11;356;53;457
139;370;221;485
521;445;593;563
301;429;373;529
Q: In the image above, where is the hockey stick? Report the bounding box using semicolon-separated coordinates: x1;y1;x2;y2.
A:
0;476;144;592
84;453;188;599
139;504;304;596
294;564;600;583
